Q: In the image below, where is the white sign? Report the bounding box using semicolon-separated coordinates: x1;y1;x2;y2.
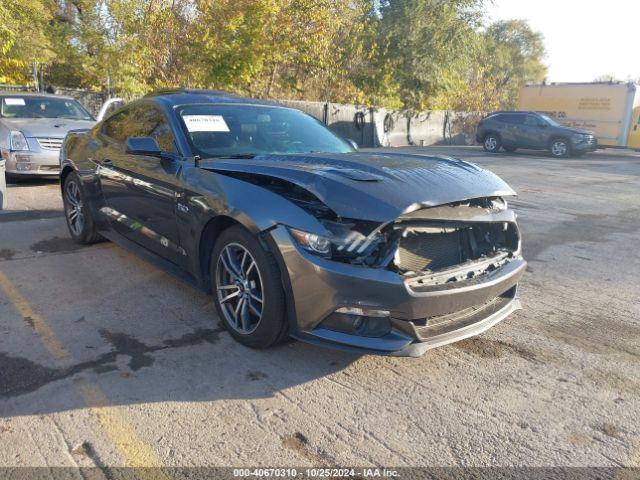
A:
4;98;26;106
183;115;230;133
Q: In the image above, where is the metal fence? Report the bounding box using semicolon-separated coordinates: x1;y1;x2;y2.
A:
0;85;478;147
277;101;478;148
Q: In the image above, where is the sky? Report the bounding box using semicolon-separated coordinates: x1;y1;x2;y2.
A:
485;0;639;83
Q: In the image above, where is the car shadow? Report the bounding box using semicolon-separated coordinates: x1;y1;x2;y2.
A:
0;330;361;418
0;237;363;417
5;176;59;187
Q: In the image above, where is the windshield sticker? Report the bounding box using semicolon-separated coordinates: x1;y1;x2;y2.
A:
183;115;230;133
4;98;26;106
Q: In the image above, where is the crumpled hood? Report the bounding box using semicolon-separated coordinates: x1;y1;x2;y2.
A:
1;118;95;138
202;151;516;223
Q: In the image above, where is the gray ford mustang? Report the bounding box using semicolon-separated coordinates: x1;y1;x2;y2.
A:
60;89;526;357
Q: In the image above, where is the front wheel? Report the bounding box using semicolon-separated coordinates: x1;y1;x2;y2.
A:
483;134;502;153
62;173;102;244
550;139;571;158
211;226;288;349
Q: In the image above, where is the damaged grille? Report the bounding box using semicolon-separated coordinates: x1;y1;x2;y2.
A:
397;229;463;272
393;222;519;274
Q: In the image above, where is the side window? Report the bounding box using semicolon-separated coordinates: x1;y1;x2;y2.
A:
101;104;176;153
504;114;524;125
132;105;177;153
523;115;540;126
102;110;131;143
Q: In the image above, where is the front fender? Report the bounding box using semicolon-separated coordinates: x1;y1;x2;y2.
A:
178;165;331;281
181;166;330;235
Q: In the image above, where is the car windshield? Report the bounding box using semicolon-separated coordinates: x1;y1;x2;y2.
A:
0;96;94;120
538;113;561;127
177;104;354;158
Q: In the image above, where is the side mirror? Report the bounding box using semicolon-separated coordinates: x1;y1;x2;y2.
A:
126;137;162;157
346;139;359;150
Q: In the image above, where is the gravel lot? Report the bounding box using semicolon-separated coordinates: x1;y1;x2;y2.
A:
0;147;638;470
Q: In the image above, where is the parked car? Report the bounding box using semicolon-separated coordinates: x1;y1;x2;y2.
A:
96;97;125;122
60;89;526;357
476;111;598;158
520;82;640;150
0;93;96;180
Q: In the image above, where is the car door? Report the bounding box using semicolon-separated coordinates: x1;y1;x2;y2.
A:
96;102;184;264
519;114;547;149
497;114;521;147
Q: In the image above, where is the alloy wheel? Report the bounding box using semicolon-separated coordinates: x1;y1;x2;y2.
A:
64;181;85;236
551;140;568;157
216;243;264;334
484;136;498;151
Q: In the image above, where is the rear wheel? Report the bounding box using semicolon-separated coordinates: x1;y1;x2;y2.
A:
483;133;502;153
550;138;571;158
211;226;287;349
62;172;102;244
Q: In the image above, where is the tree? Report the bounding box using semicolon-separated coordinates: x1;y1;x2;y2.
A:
193;0;377;103
377;0;485;110
481;20;546;108
593;74;619;83
1;0;547;111
0;0;55;84
429;19;546;112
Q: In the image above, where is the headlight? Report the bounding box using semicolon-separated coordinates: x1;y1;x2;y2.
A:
9;131;29;151
289;228;332;256
288;221;385;263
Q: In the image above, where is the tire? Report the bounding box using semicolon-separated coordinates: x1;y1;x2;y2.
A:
483;133;502;153
62;172;103;244
210;225;288;349
550;138;571;158
503;146;517;153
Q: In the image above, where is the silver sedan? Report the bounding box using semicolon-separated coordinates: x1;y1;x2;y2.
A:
0;93;95;180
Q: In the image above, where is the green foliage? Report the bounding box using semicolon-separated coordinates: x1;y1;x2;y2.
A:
0;0;547;111
0;0;54;83
377;0;485;109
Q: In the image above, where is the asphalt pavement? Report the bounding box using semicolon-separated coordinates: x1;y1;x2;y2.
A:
0;147;638;470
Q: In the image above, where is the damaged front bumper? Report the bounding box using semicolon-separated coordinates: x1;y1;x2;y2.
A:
269;225;526;357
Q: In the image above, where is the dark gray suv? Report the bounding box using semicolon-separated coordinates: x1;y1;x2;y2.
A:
476;111;597;158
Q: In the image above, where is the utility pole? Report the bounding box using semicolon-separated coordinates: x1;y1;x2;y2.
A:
39;65;44;93
32;62;39;92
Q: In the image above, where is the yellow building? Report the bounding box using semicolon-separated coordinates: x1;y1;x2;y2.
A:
520;82;640;150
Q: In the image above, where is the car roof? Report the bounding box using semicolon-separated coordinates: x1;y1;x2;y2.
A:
146;89;281;109
487;111;542;117
0;92;77;101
